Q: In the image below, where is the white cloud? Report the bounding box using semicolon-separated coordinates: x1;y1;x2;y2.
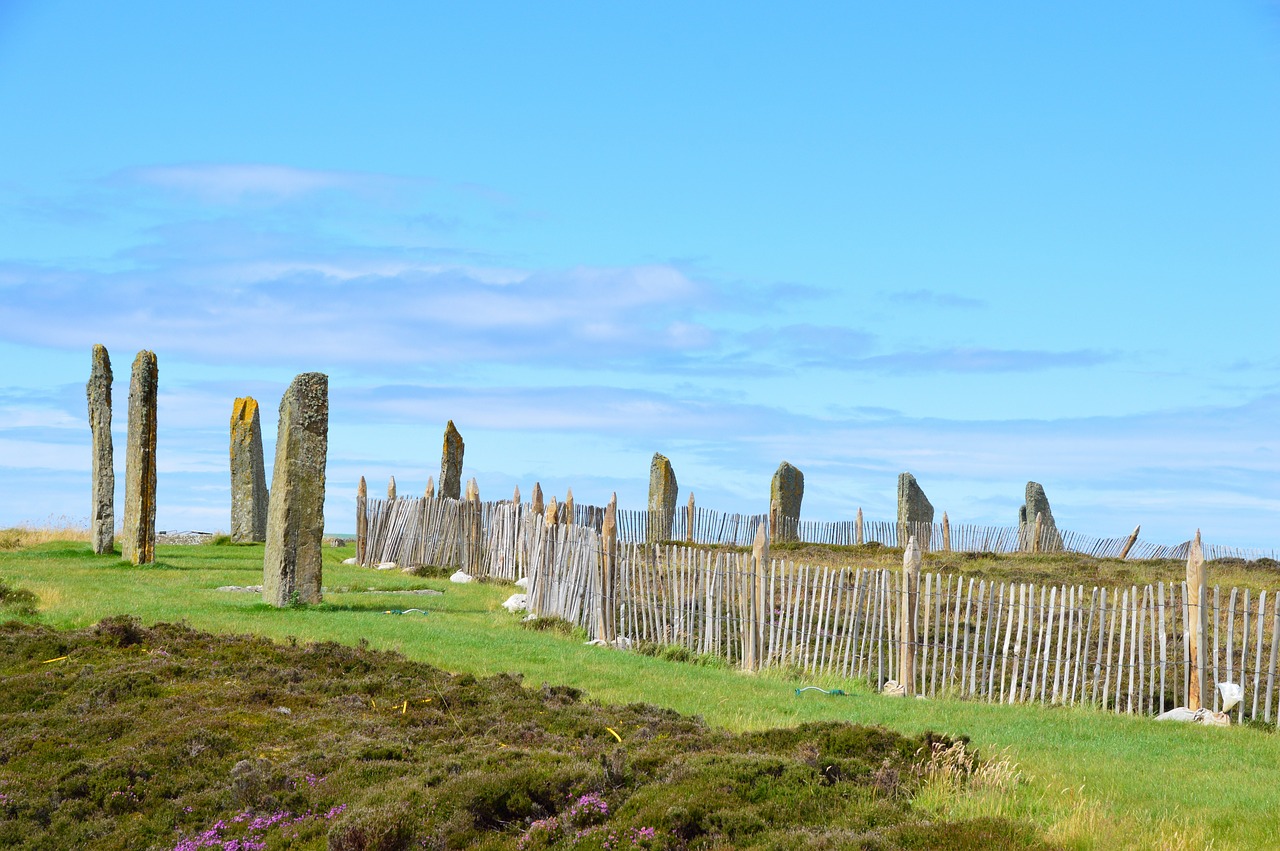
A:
124;164;398;203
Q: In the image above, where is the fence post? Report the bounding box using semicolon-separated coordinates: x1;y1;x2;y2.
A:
901;535;921;695
1187;530;1207;709
942;512;951;553
687;492;696;544
356;476;368;565
1032;512;1043;554
597;494;618;643
742;520;768;671
856;507;864;546
1119;525;1140;560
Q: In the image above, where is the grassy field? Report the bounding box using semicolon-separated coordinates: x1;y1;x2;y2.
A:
3;538;1278;848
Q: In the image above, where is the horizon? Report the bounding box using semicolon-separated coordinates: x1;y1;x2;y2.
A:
1;3;1277;548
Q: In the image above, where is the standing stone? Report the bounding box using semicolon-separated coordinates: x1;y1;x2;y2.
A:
86;344;115;554
121;350;158;565
439;420;464;500
425;476;435;500
647;453;677;541
1019;481;1063;551
531;482;544;517
387;476;397;500
229;397;268;543
262;373;328;607
896;472;933;550
769;461;804;542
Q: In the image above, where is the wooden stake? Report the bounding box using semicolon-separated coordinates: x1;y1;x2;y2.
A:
855;507;864;546
1187;530;1207;710
1119;524;1141;560
900;536;921;696
942;512;951;552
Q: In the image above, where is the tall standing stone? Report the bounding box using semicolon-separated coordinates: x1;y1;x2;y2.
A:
229;397;268;543
439;420;464;500
86;344;115;554
896;472;933;550
121;350;158;565
647;453;677;541
262;373;328;607
1018;481;1063;552
769;461;804;543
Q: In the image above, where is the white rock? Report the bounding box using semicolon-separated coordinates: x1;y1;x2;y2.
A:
341;557;358;565
881;680;907;698
375;561;399;570
502;593;528;613
450;570;474;583
514;576;529;589
522;613;538;622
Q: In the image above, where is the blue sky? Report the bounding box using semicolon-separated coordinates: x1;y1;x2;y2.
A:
1;2;1277;547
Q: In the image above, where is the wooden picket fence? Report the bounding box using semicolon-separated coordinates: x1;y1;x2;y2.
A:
355;492;1280;720
358;495;1278;565
527;535;1280;723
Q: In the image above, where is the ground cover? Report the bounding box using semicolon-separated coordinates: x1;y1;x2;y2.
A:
2;540;1278;848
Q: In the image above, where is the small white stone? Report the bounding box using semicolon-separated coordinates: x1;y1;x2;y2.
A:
514;576;529;589
502;593;528;613
341;557;358;565
449;570;474;583
375;561;398;570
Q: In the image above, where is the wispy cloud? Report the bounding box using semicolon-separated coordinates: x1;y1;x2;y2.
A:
120;163;411;204
886;289;986;309
852;347;1113;373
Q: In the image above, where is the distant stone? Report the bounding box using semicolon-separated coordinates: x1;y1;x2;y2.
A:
647;452;678;541
387;475;397;500
439;420;464;500
450;569;474;584
424;476;435;500
262;372;328;607
770;461;804;542
216;585;264;593
502;593;528;613
122;350;158;565
515;576;529;589
531;482;544;516
229;397;269;543
86;344;115;554
896;472;934;548
375;561;398;570
1019;481;1064;551
341;557;358;565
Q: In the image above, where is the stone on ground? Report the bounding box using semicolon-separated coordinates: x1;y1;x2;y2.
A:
229;397;269;543
86;344;114;554
262;372;328;607
122;350;158;565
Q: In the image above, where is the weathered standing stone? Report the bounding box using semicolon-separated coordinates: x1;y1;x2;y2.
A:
229;397;268;543
439;420;464;500
86;344;115;554
121;351;158;565
387;476;397;500
425;476;435;499
1019;481;1064;552
769;461;804;542
647;453;678;541
262;373;329;607
896;472;933;549
531;482;544;517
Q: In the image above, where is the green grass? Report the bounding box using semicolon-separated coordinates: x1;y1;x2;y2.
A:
3;541;1279;848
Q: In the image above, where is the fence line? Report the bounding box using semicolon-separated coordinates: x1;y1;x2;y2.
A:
358;494;1280;722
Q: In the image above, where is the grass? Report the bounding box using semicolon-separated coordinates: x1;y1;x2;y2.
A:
3;539;1280;848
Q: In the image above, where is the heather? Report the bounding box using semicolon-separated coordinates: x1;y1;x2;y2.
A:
0;615;1043;850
